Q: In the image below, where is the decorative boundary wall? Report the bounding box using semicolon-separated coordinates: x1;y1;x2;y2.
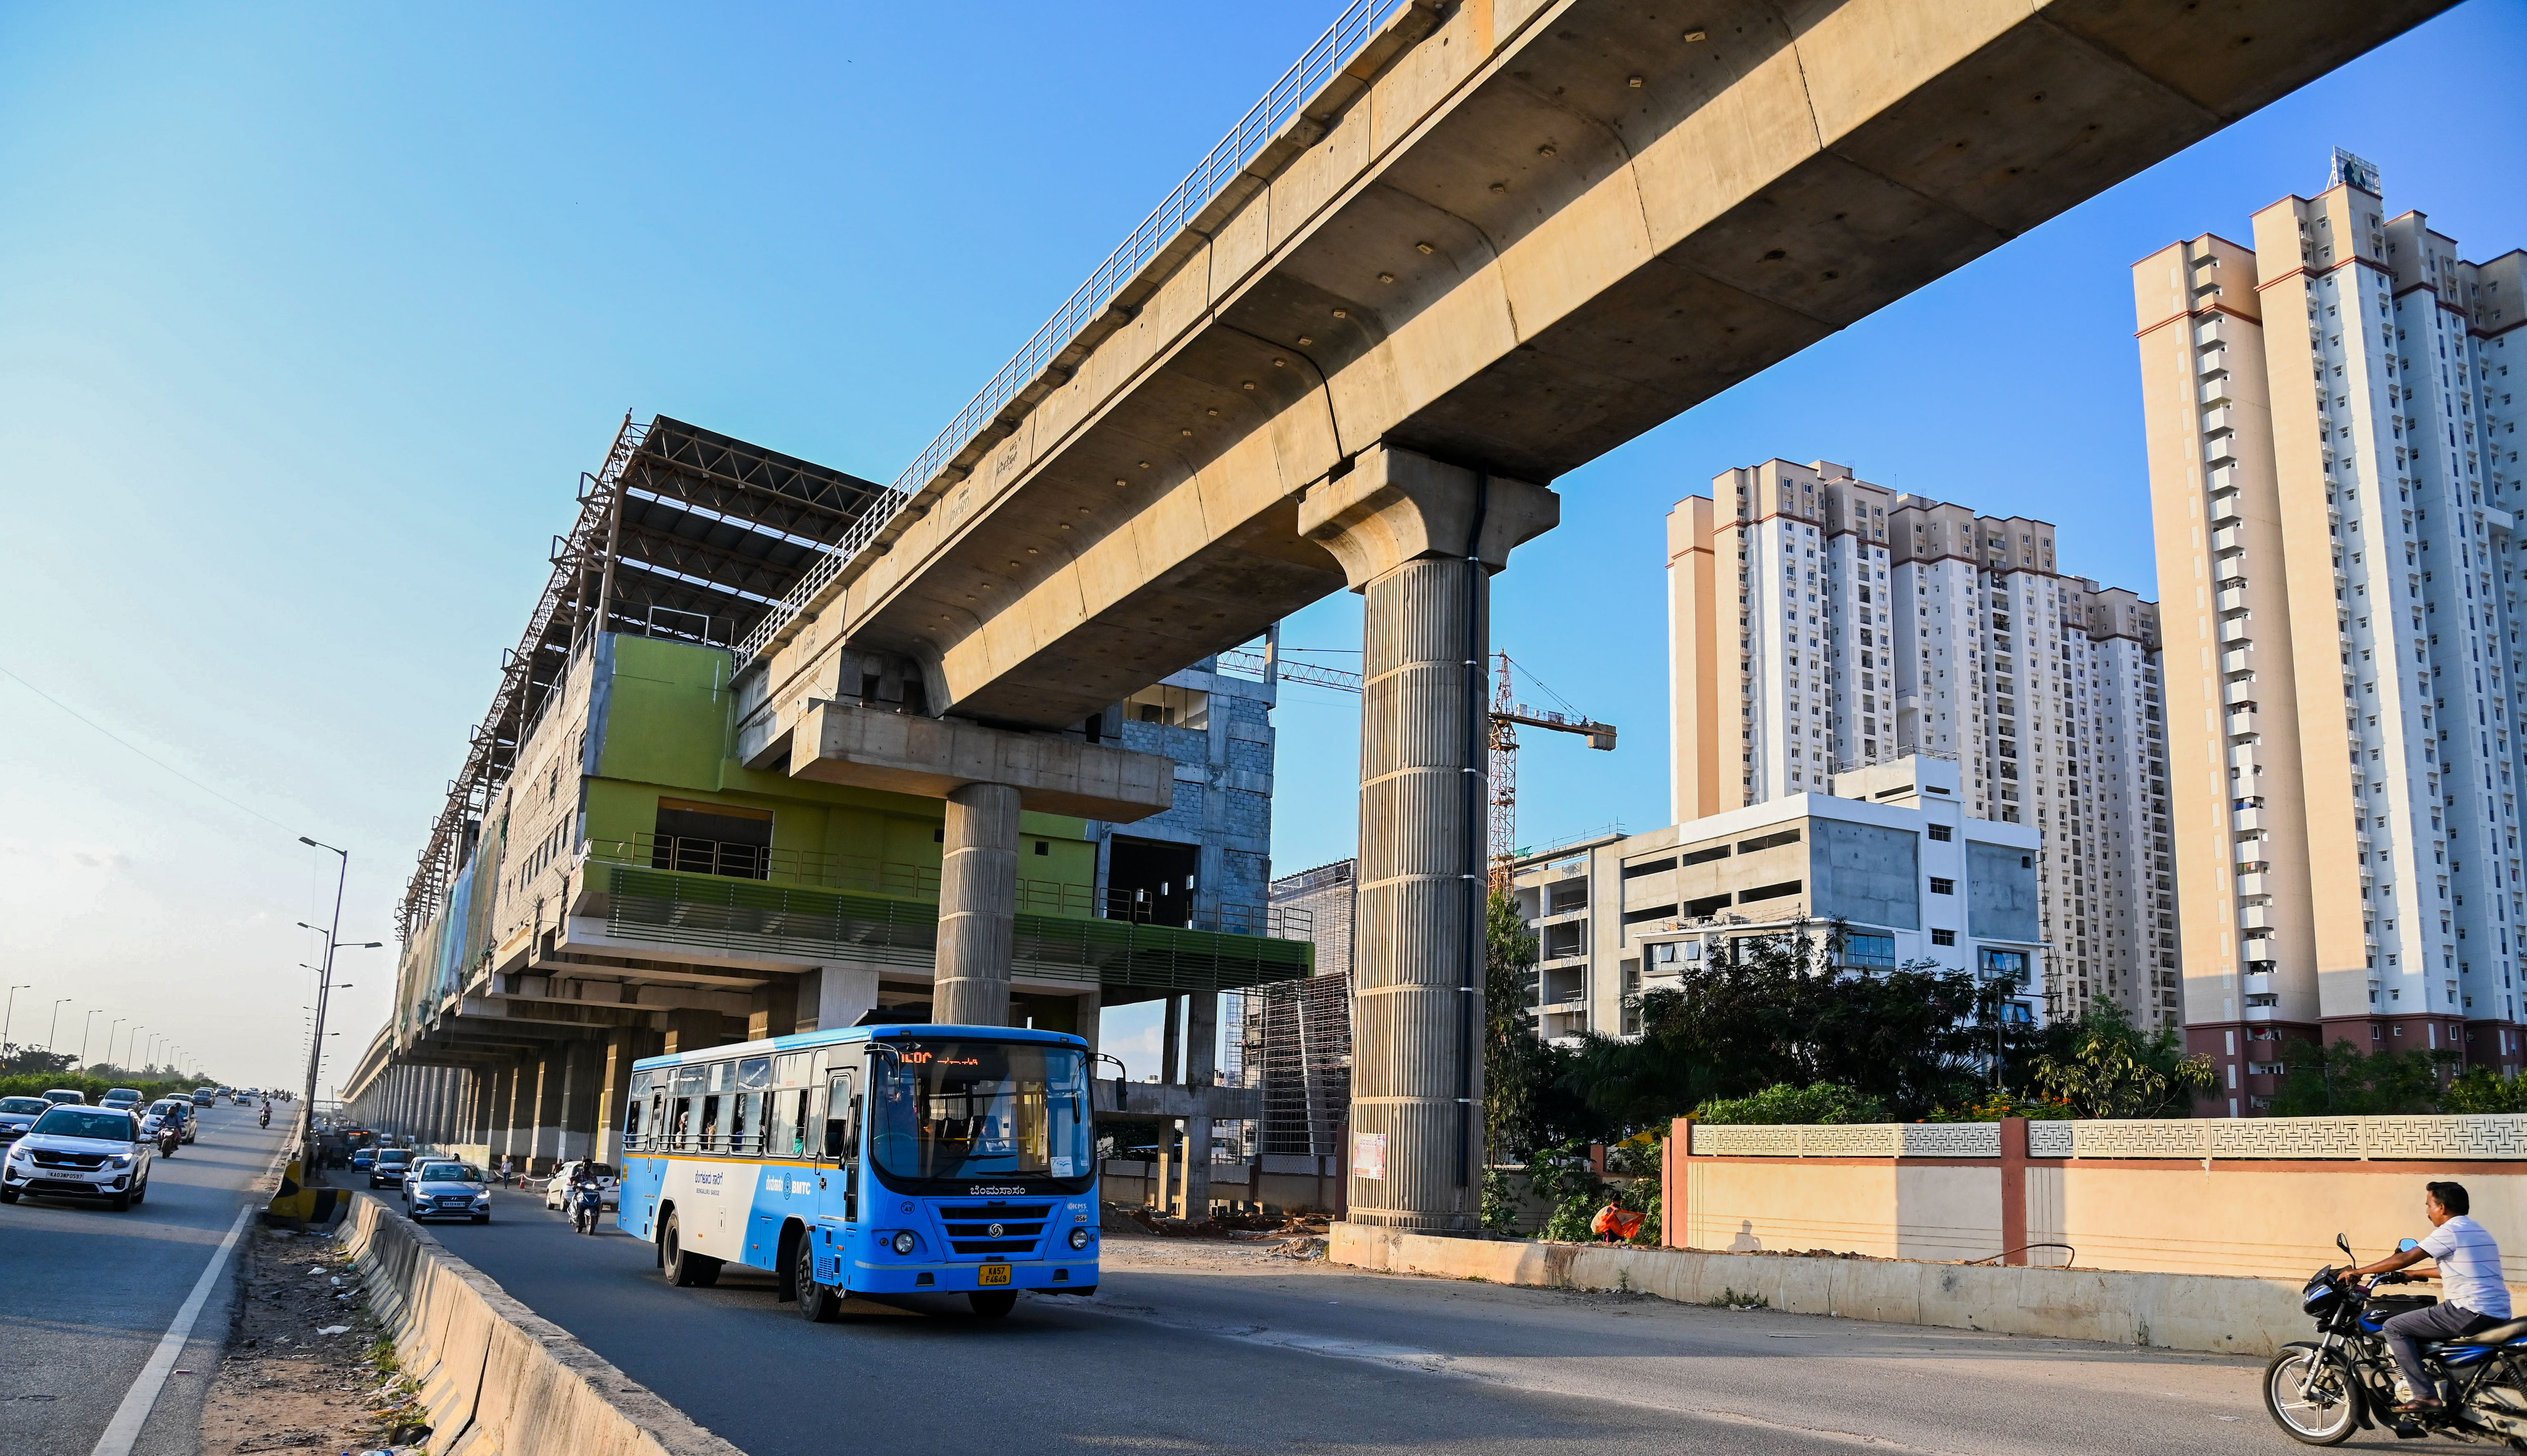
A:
1691;1113;2527;1161
1664;1115;2527;1283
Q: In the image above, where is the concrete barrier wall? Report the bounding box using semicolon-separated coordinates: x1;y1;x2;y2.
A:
1329;1225;2314;1357
341;1195;742;1456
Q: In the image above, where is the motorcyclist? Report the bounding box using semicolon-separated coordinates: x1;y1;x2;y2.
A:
259;1100;272;1128
568;1163;603;1233
2343;1180;2511;1415
156;1117;180;1158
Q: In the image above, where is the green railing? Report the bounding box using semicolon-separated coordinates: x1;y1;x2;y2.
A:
584;861;1311;993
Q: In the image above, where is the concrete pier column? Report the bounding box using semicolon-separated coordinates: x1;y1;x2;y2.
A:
1182;992;1218;1221
528;1051;558;1173
560;1041;602;1162
934;781;1022;1026
595;1028;650;1165
1299;443;1557;1234
498;1061;522;1166
1160;996;1182;1084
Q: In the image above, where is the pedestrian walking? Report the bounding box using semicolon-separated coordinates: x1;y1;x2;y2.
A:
498;1154;514;1187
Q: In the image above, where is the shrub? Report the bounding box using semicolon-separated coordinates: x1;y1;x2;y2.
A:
1693;1082;1889;1125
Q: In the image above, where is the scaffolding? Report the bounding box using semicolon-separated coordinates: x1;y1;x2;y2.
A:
1232;972;1353;1157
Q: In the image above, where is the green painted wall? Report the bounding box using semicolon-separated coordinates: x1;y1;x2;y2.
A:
582;634;1096;914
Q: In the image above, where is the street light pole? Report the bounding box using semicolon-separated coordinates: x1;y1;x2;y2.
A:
78;1010;101;1068
300;837;349;1176
106;1018;126;1070
2;984;31;1046
47;998;72;1052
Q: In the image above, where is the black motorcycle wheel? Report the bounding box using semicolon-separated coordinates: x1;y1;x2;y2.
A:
2265;1344;2360;1446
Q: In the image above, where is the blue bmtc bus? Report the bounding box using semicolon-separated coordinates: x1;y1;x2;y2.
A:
617;1023;1098;1320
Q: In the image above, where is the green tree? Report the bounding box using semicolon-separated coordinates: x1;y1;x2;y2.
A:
1579;929;2019;1120
1483;891;1600;1161
2027;1003;2215;1118
2269;1037;2454;1116
2441;1066;2527;1114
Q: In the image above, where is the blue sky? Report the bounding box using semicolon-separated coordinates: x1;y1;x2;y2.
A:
4;3;2523;1087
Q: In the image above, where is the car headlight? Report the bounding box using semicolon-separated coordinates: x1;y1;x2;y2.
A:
890;1230;917;1256
108;1154;133;1168
475;1192;491;1203
1069;1226;1092;1251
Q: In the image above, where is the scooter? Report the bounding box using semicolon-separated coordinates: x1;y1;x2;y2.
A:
570;1180;604;1235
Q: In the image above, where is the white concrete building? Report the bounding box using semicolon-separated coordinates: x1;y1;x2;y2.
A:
1511;756;2045;1043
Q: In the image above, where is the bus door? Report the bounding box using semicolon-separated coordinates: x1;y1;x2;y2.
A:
821;1068;860;1223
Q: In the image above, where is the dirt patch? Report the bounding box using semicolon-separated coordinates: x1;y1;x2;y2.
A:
198;1228;429;1456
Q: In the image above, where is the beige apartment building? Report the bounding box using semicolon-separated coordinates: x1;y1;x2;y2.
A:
1669;463;2178;1029
2134;153;2527;1113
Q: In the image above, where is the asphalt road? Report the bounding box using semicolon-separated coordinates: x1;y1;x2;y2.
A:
419;1193;2486;1456
0;1102;290;1456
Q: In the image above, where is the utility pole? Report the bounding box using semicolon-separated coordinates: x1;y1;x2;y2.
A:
300;837;349;1178
1;984;29;1047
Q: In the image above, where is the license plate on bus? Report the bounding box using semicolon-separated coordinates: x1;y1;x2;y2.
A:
978;1264;1012;1286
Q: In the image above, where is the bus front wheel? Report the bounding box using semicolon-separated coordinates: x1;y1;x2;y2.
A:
662;1211;721;1288
794;1233;840;1323
967;1291;1017;1319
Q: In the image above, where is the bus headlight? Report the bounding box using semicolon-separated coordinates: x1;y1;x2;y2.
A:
1069;1226;1092;1251
890;1230;917;1256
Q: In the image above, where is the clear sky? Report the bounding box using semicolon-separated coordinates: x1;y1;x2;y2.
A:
4;3;2523;1089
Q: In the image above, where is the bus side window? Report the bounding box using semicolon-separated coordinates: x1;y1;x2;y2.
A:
768;1089;799;1160
732;1092;761;1155
623;1096;644;1149
645;1092;664;1153
821;1073;854;1159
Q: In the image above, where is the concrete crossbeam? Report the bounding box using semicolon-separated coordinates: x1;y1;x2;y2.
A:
784;699;1173;820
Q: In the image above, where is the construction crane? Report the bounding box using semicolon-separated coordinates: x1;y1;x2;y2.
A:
1217;645;1615;887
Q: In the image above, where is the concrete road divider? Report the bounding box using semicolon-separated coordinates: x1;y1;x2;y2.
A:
1329;1225;2308;1357
341;1195;742;1456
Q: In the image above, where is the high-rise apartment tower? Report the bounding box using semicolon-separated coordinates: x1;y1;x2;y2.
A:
2134;154;2527;1111
1669;462;2179;1027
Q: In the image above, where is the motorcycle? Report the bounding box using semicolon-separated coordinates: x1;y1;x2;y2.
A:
2266;1232;2527;1446
570;1180;604;1235
156;1124;180;1159
258;1107;270;1129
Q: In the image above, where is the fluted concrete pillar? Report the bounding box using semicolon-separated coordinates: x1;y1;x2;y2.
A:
1300;443;1557;1234
934;781;1022;1026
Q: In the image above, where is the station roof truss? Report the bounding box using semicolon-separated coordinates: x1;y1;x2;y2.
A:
395;415;886;943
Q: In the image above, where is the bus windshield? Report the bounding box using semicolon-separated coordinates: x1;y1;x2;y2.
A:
868;1040;1093;1191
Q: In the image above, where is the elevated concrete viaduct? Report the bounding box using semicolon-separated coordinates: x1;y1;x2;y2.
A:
726;0;2450;1233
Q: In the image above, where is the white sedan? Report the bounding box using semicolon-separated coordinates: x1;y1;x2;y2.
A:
543;1160;621;1210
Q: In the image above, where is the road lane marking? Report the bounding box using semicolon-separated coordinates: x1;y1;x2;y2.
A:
86;1201;254;1456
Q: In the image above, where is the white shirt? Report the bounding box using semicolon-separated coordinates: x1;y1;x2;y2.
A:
2422;1215;2513;1319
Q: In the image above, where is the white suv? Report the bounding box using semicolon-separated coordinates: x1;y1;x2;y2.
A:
1;1105;151;1210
